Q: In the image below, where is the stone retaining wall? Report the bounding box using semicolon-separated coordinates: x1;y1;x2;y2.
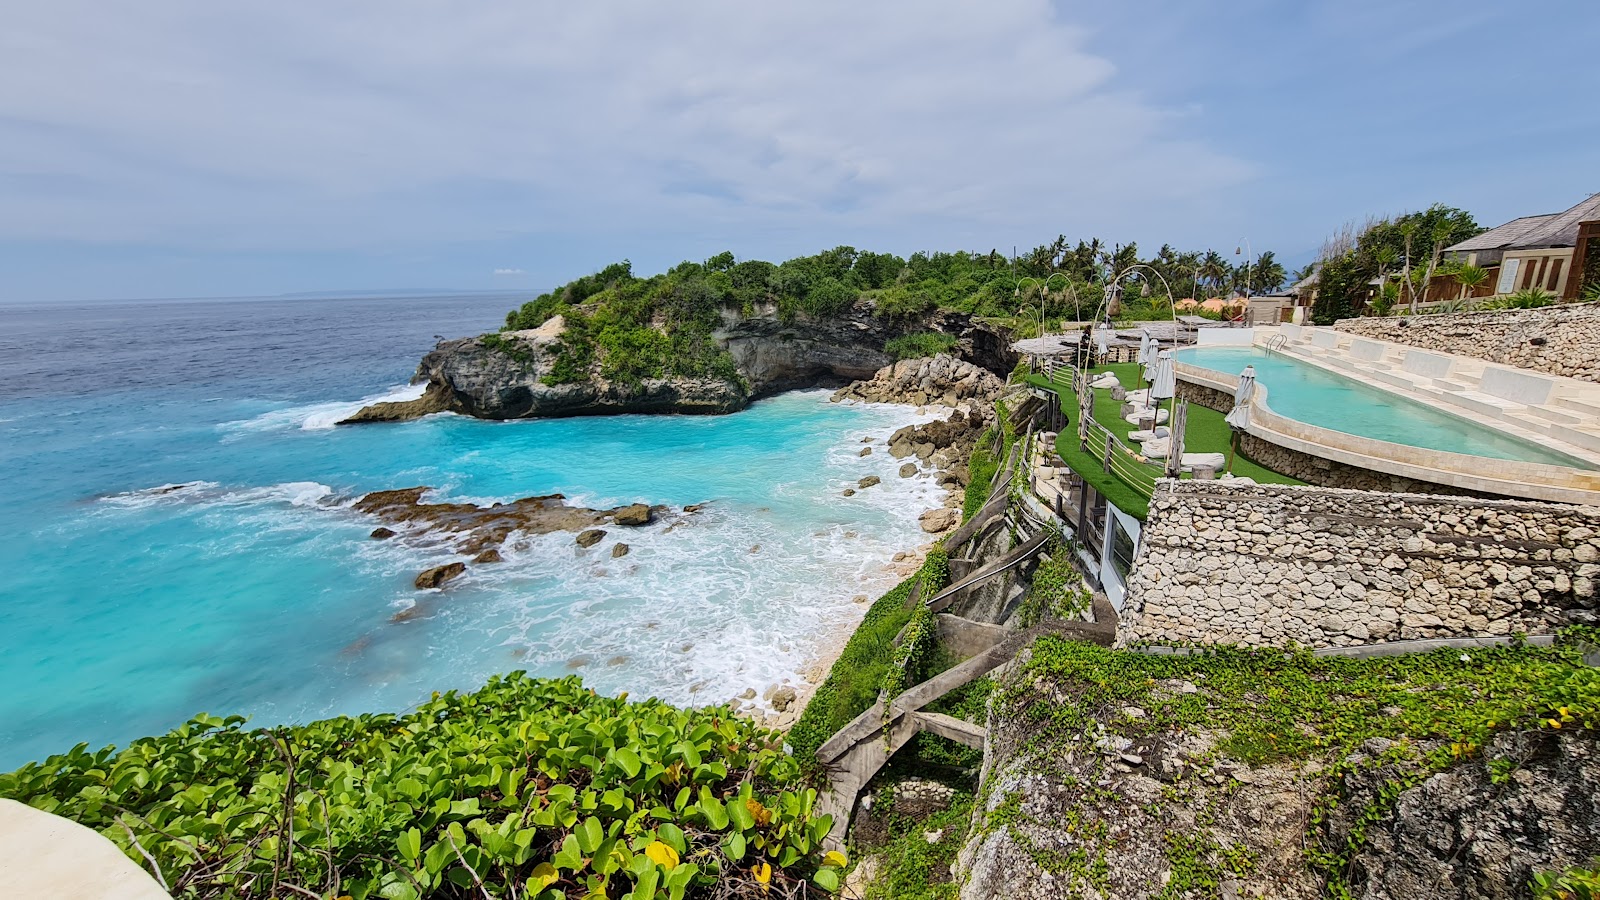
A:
1119;481;1600;648
1332;302;1600;383
1173;381;1475;496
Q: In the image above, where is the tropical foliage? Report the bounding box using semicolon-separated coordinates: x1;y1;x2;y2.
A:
489;238;1290;386
1;674;844;899
884;332;959;360
1307;205;1483;323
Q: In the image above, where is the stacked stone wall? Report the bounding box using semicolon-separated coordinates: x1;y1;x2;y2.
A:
1120;481;1599;648
1172;381;1476;496
1333;302;1600;383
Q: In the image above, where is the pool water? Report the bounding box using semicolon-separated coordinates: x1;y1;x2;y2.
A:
1174;347;1589;469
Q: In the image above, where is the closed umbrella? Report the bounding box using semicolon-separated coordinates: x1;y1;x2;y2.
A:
1150;350;1176;405
1093;323;1112;357
1137;329;1157;384
1224;365;1257;472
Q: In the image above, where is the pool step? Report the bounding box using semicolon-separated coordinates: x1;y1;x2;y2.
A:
1525;405;1584;426
1439;390;1523;420
1549;422;1600;454
1555;397;1600;421
1369;369;1435;392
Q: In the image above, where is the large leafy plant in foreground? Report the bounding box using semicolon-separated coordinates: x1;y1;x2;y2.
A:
1;674;843;899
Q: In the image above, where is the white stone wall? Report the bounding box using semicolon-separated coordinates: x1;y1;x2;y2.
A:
1333;302;1600;383
1119;482;1599;648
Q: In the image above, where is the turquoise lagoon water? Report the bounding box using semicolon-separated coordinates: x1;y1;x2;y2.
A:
0;296;943;767
1173;346;1587;468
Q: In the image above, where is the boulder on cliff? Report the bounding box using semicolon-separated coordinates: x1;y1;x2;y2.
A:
831;354;1004;408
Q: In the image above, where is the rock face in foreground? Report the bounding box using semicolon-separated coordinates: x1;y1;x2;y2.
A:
957;660;1600;900
342;302;1009;423
1341;730;1600;900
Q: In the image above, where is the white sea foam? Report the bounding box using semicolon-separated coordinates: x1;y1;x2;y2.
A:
222;382;428;435
98;480;337;511
425;399;960;714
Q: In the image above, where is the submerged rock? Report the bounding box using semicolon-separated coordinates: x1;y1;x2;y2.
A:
576;529;606;548
611;543;630;558
472;548;503;564
858;476;882;489
370;527;397;540
414;562;465;590
613;503;653;526
353;486;663;556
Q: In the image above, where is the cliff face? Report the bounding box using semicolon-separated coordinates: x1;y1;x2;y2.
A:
343;301;1011;423
954;639;1600;900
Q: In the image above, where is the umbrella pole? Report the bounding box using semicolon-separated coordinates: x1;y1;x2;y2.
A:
1226;430;1238;474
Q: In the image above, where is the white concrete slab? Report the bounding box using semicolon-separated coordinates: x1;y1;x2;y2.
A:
1309;329;1340;350
1350;338;1386;362
1401;350;1454;379
0;799;171;900
1480;366;1556;405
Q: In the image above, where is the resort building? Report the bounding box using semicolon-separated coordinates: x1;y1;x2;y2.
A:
1445;191;1600;299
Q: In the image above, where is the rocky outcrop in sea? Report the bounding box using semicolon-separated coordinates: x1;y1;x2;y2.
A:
341;303;1012;423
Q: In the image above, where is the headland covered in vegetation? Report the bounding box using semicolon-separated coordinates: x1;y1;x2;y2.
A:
340;239;1287;425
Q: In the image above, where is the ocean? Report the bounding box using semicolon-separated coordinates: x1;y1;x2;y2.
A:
0;294;942;767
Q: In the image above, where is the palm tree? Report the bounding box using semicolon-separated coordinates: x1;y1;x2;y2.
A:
1199;250;1229;296
1454;264;1489;301
1250;251;1287;294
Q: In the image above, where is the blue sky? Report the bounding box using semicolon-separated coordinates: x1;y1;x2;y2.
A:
2;0;1595;302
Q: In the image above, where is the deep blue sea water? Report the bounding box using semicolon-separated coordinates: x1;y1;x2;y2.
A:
0;295;941;767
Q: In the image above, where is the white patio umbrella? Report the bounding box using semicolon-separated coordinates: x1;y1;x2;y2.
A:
1225;365;1256;429
1093;323;1112;357
1149;350;1176;407
1224;365;1257;471
1137;329;1157;383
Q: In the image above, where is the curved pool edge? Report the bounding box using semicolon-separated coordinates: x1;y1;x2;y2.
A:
1173;360;1600;505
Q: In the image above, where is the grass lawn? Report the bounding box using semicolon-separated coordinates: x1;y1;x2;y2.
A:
1025;363;1303;520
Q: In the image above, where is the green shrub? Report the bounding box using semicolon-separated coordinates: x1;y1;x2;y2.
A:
1;674;846;899
1535;861;1600;900
884;332;958;360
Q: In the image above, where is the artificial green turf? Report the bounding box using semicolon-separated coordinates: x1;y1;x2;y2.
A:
1025;363;1303;520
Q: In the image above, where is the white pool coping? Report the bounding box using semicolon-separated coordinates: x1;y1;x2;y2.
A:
1173;331;1600;505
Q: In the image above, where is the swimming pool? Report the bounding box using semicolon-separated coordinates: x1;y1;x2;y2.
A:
1173;346;1589;469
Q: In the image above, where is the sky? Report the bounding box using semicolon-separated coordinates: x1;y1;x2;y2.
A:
2;0;1596;302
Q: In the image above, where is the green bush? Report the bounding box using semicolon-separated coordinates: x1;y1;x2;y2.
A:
1;674;846;899
786;580;918;766
884;332;959;360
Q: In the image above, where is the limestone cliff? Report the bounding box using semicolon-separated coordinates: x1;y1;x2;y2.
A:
954;638;1600;900
342;302;1011;423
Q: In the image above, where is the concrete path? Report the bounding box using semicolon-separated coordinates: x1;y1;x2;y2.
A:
0;799;172;900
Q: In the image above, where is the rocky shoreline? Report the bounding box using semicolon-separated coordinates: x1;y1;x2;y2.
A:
727;356;1004;728
347;350;1000;729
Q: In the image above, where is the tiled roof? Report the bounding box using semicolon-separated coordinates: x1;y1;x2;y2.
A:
1448;192;1600;252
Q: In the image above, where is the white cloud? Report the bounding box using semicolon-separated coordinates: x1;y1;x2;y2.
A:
492;268;524;276
0;0;1255;251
